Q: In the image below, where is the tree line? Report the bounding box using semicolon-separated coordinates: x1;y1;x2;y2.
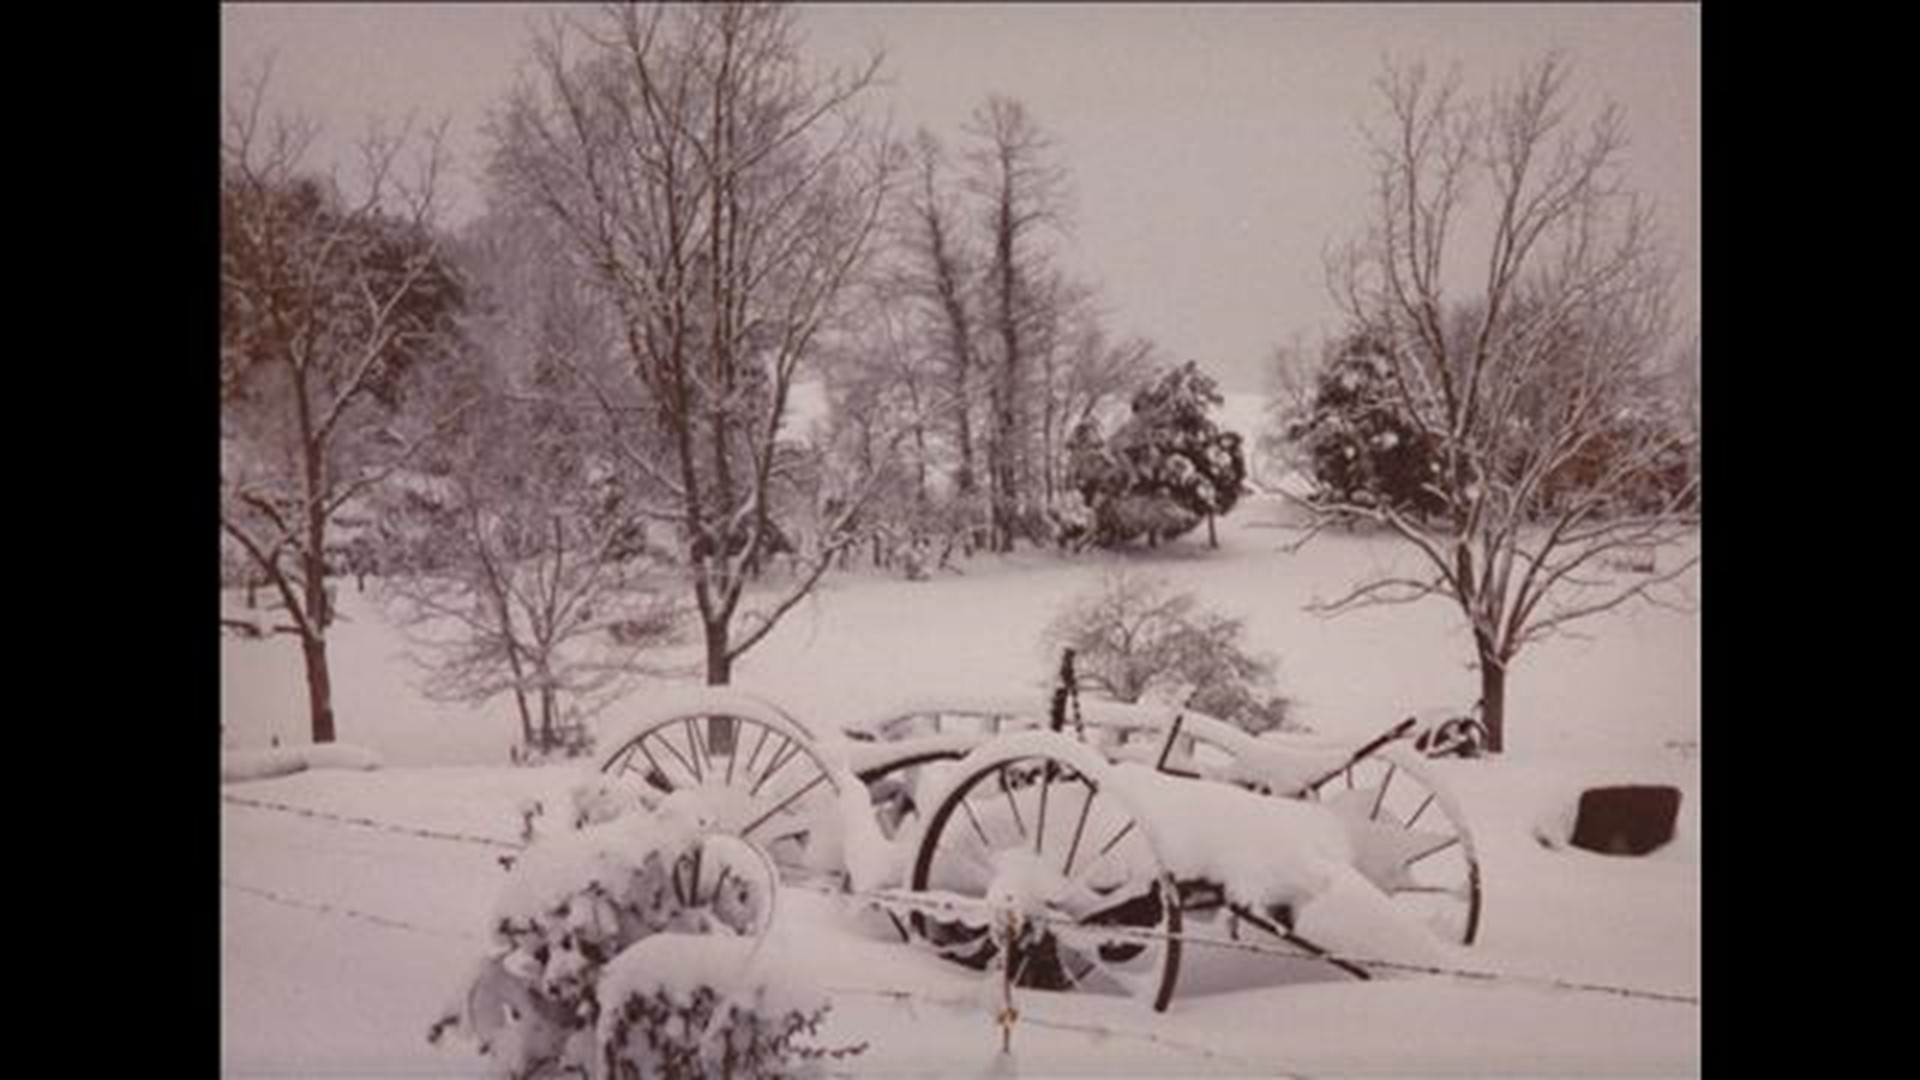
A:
220;3;1247;752
223;7;1697;758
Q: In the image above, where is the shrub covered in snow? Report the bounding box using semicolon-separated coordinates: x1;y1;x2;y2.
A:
1045;570;1298;734
430;810;855;1077
596;935;861;1079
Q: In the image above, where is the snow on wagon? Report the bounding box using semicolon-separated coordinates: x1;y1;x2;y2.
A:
587;680;1484;1011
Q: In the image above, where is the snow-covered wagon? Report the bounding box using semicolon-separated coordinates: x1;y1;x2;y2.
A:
588;683;1484;1012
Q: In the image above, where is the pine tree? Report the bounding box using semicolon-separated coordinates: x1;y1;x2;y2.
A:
1066;362;1248;548
1288;333;1447;520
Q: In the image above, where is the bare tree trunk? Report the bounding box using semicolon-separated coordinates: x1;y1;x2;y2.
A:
992;214;1020;553
910;132;978;496
987;387;1013;552
299;394;337;740
1042;344;1057;510
300;634;337;745
510;687;535;749
704;620;733;686
955;363;977;494
1207;513;1218;549
1478;666;1506;755
1477;643;1506;755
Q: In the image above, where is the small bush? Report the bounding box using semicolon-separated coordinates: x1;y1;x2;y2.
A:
509;722;596;766
1044;571;1298;734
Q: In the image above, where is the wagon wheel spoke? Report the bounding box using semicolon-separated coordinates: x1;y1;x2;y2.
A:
644;730;702;788
618;740;678;794
599;709;844;884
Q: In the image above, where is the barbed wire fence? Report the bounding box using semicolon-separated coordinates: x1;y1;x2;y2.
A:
221;878;487;943
222;865;1314;1077
224;792;1701;1075
220;791;1697;1006
220;780;1697;1076
221;792;524;851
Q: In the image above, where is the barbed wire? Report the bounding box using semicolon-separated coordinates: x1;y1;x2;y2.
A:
812;881;1701;1007
223;865;1311;1075
821;984;1313;1078
221;793;525;851
221;878;486;943
222;796;1700;1008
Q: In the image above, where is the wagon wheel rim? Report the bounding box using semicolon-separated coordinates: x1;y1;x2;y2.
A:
600;710;845;882
1305;748;1483;945
909;753;1183;1011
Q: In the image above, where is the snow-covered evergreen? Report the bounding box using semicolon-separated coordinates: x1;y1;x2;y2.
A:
1066;362;1249;548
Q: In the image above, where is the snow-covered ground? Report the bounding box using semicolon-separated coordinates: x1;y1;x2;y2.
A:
221;494;1699;1077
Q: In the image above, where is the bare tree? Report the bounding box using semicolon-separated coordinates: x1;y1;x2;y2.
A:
1044;571;1292;734
377;209;679;756
220;64;472;743
489;3;898;685
898;129;984;497
383;401;679;757
819;277;942;511
965;95;1069;551
1042;295;1158;510
1256;335;1322;491
1672;328;1700;503
894;122;1134;547
1303;54;1699;752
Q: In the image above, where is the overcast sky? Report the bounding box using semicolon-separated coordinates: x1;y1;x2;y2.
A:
221;3;1699;393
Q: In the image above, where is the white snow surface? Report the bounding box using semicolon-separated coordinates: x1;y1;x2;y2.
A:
220;742;382;783
222;495;1699;1076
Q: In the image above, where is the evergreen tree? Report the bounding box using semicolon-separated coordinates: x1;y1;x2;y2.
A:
1067;362;1248;548
1288;333;1447;519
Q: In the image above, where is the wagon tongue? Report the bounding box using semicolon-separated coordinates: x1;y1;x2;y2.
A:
1304;716;1419;793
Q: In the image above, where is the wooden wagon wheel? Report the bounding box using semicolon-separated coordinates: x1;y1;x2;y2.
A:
597;693;849;881
909;742;1184;1012
1303;744;1483;945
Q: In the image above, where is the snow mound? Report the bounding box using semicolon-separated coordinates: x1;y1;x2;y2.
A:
1106;761;1356;911
220;743;382;784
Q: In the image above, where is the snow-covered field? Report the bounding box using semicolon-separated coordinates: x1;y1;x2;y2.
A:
221;494;1699;1077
